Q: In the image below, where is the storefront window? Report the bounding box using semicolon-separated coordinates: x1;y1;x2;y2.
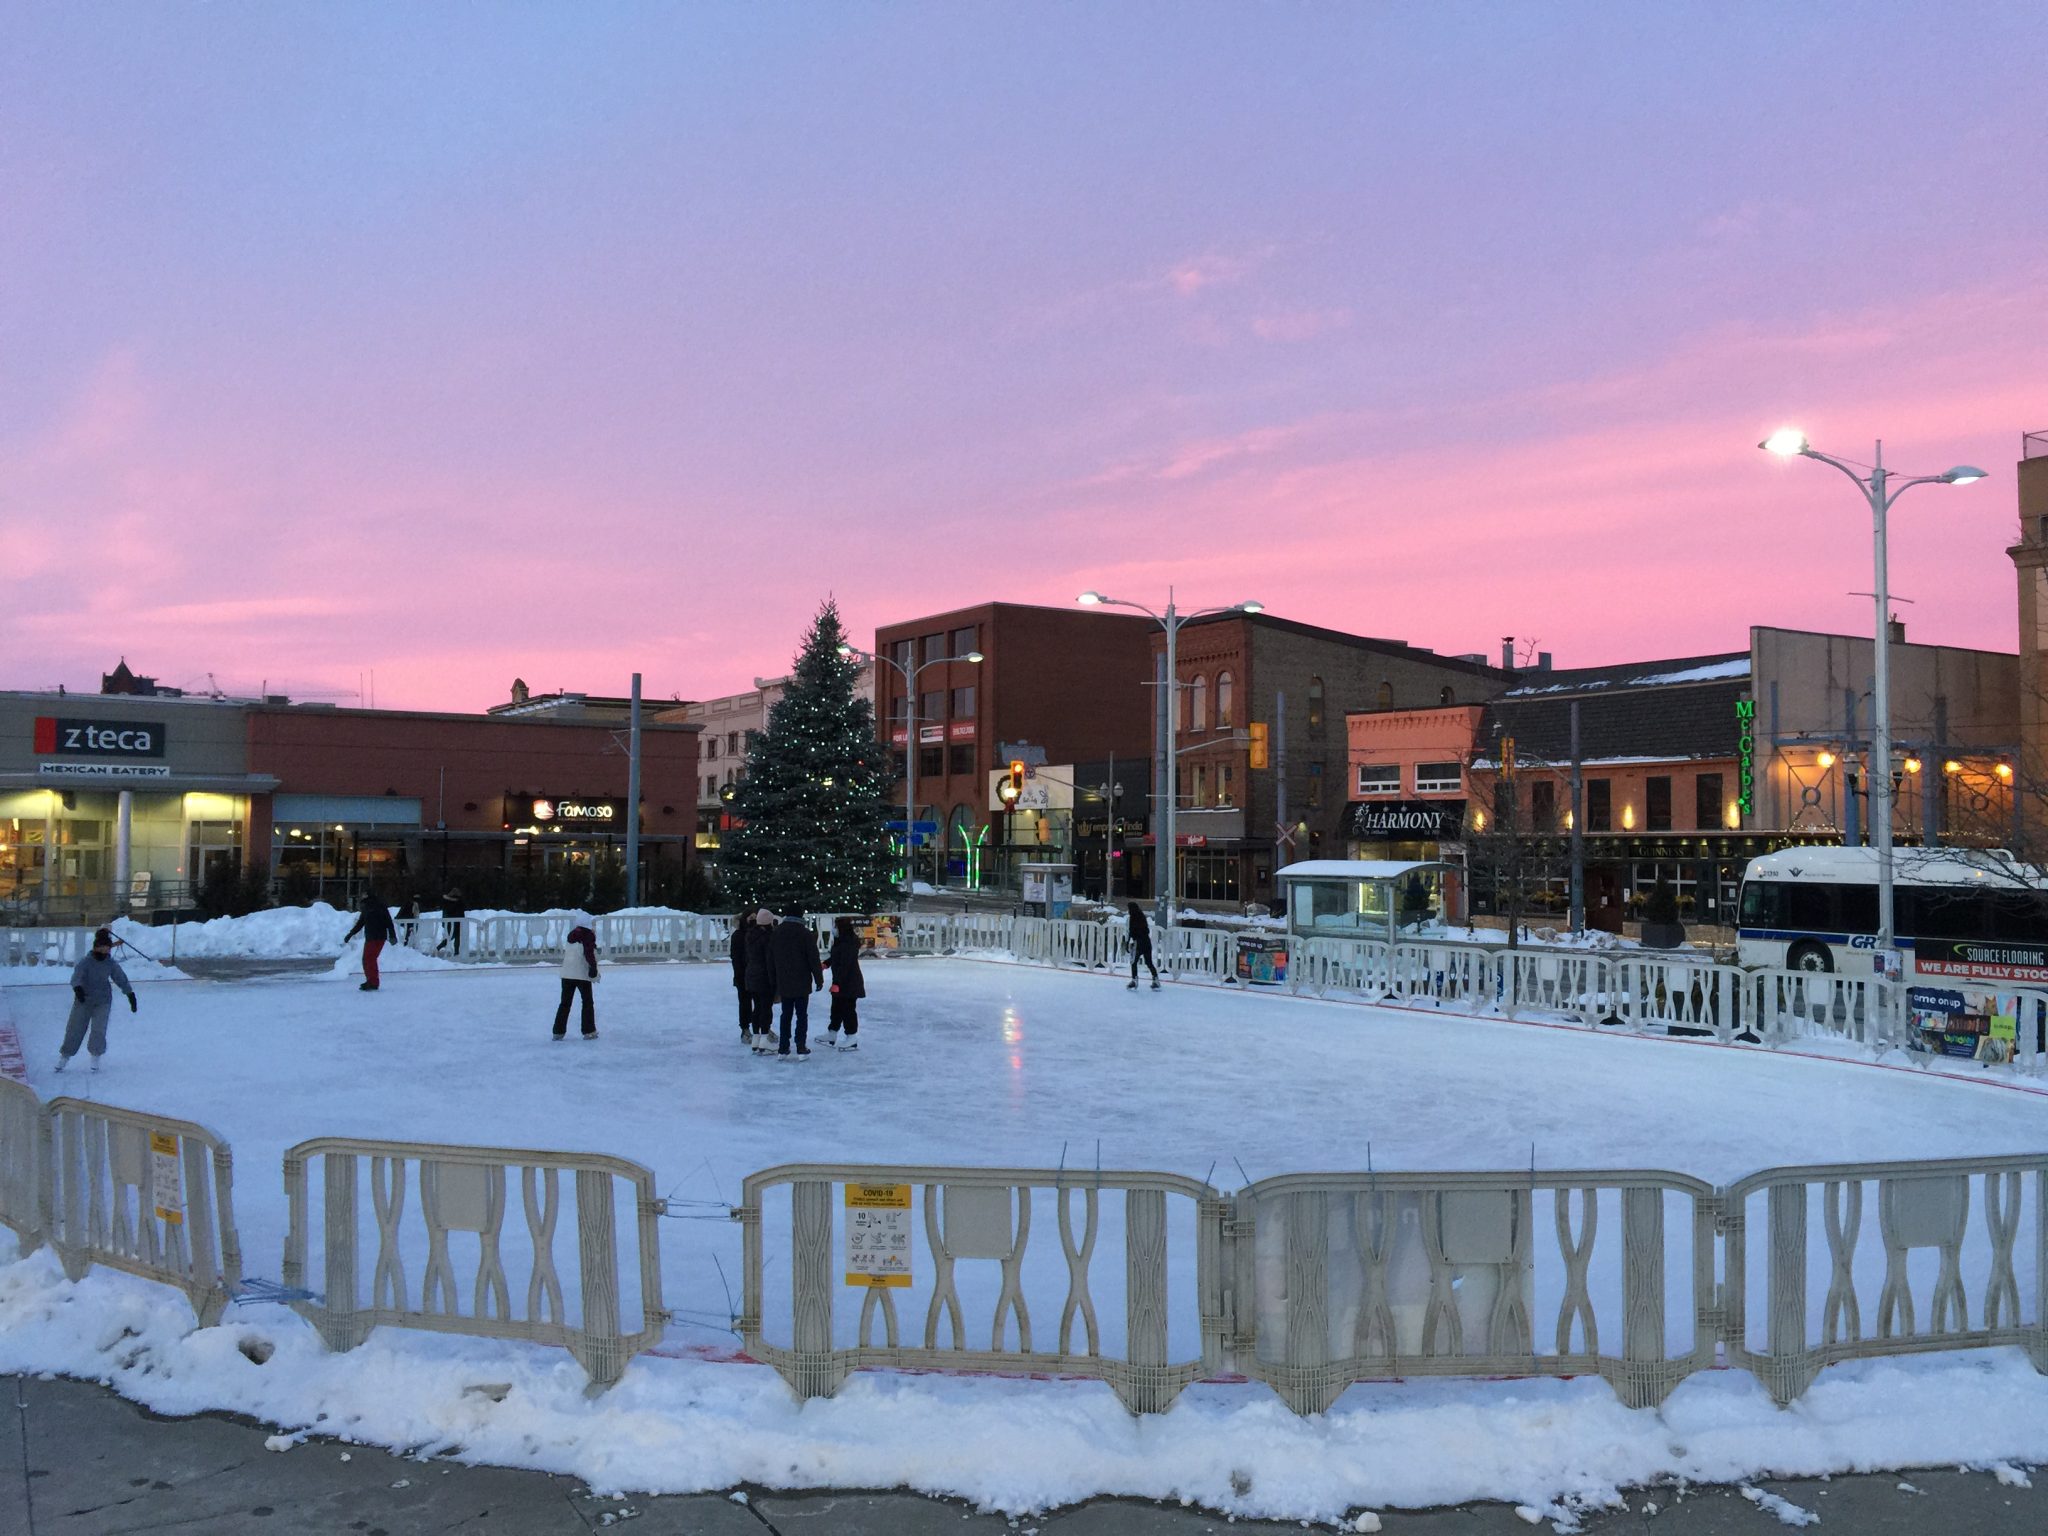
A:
1695;774;1724;830
1216;671;1234;729
1179;849;1240;904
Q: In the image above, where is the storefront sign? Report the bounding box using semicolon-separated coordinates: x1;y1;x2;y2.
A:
889;726;909;744
1340;799;1466;841
1915;940;2048;985
844;1182;912;1287
919;724;943;744
1735;698;1756;817
40;761;173;780
948;721;976;741
527;796;620;825
34;716;166;759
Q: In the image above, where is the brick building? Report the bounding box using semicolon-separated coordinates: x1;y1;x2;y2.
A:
871;603;1156;888
1155;613;1512;908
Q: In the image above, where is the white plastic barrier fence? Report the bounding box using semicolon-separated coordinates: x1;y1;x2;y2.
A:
283;1136;669;1389
1;928;94;968
46;1097;242;1325
737;1161;1224;1414
1724;1153;2048;1405
1236;1167;1719;1412
0;1075;45;1255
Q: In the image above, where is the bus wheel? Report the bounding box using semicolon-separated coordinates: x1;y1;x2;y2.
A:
1787;942;1833;974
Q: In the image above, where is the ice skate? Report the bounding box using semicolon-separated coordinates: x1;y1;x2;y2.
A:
53;1056;68;1073
89;1058;102;1073
1126;979;1138;990
1150;978;1161;990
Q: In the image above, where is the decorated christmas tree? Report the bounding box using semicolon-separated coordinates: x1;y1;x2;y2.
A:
720;600;896;913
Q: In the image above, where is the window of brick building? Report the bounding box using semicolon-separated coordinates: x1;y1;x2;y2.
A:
1216;671;1234;729
948;744;974;776
1190;674;1208;732
1308;676;1325;729
1357;763;1399;796
1696;773;1725;830
1646;775;1672;832
1587;779;1612;832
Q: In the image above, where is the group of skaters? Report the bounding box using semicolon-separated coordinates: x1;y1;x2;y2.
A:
730;909;864;1058
541;907;866;1056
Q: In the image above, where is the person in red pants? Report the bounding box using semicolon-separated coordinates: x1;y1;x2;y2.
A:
344;888;398;991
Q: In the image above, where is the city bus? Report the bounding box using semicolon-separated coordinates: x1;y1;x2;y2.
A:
1735;845;2048;981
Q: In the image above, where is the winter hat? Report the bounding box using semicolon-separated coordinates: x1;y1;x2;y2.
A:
754;908;775;926
92;927;115;949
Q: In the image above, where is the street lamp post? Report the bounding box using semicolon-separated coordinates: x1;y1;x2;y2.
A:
1077;589;1262;929
1760;430;1986;959
839;642;983;908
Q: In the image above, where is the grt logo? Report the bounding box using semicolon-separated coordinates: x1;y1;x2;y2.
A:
33;716;166;758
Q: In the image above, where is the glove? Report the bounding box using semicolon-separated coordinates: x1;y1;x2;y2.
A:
815;978;825;992
129;994;138;1013
74;986;85;1004
830;984;841;994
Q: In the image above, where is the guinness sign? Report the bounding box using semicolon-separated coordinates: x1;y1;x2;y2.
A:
1341;799;1466;841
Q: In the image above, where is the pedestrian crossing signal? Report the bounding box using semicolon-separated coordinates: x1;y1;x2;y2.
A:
1248;722;1269;769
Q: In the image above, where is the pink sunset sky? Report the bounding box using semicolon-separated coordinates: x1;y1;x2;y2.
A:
3;5;2043;711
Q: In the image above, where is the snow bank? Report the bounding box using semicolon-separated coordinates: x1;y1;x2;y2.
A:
326;943;467;979
2;1251;2045;1524
111;904;359;960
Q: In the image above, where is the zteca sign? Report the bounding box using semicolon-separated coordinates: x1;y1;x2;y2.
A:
34;716;165;758
33;715;173;778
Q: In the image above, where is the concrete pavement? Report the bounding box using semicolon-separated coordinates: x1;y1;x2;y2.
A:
7;1373;2038;1534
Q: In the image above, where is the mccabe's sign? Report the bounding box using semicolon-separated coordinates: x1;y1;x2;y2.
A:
34;716;165;758
1341;799;1467;840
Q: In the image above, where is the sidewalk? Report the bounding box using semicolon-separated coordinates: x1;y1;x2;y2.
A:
7;1373;2038;1535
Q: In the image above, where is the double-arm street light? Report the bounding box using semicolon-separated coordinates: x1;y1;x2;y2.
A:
1077;588;1262;927
1759;429;1986;961
839;641;983;907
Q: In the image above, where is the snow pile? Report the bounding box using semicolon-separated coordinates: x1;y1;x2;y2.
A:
111;904;360;960
2;1251;2047;1522
1;949;187;985
326;943;466;979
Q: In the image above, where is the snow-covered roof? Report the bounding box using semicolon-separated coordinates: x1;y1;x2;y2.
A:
1276;859;1455;882
1625;659;1751;687
1743;845;2047;889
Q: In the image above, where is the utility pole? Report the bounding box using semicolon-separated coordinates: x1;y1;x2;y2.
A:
625;673;642;907
1569;700;1585;936
1274;690;1289;879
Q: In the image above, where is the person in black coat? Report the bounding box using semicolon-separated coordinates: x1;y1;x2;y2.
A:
768;907;824;1058
825;915;866;1049
741;909;777;1052
1126;901;1159;990
728;914;752;1045
343;888;399;992
434;888;466;957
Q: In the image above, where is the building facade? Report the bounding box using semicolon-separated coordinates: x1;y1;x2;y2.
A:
2007;432;2048;844
871;603;1157;890
0;683;699;922
1159;613;1512;908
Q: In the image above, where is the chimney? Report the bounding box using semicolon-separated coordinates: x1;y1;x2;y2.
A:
1537;651;1554;672
1887;617;1906;644
1500;636;1515;669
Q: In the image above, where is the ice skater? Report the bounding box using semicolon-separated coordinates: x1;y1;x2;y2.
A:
743;909;777;1052
770;906;824;1058
1126;902;1160;990
728;913;753;1046
56;928;137;1073
552;922;600;1040
433;887;465;956
825;915;865;1049
343;886;398;991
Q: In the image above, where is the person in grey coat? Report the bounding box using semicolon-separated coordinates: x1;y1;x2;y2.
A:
58;928;136;1073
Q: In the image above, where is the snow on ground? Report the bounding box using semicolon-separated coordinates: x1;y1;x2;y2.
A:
4;958;2047;1523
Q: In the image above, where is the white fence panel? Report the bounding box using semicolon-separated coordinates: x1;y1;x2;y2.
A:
0;1076;46;1256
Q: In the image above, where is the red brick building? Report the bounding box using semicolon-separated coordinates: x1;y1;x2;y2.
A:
871;602;1156;885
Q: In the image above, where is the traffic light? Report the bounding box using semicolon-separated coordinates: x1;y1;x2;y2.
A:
1001;759;1026;803
1247;721;1269;769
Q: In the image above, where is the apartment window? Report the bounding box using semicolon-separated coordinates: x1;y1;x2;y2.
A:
726;731;739;755
704;739;718;761
1587;779;1612;832
1356;763;1400;796
743;730;759;750
889;750;906;780
919;690;944;722
892;639;914;671
921;632;947;666
1646;776;1672;832
1190;674;1208;732
1414;761;1462;794
1190;763;1208;807
1530;779;1557;832
948;744;975;775
1377;680;1393;709
1306;761;1324;808
1439;686;1455;705
918;746;943;779
949;625;978;657
1696;773;1725;830
1217;764;1236;806
704;776;718;801
1307;676;1324;728
1216;671;1234;729
950;685;976;719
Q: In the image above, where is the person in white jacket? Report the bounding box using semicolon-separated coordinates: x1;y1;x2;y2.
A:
552;924;599;1040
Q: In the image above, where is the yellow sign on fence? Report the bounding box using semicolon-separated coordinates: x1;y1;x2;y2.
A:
149;1131;184;1226
844;1181;912;1287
